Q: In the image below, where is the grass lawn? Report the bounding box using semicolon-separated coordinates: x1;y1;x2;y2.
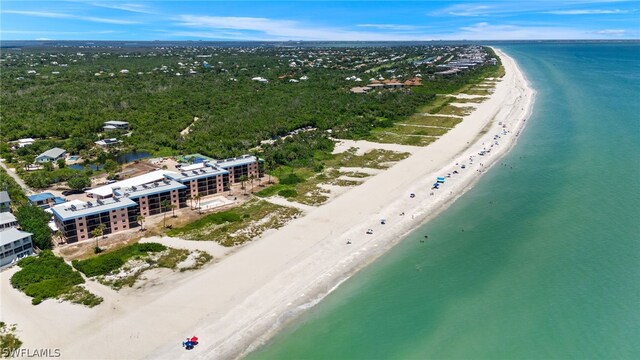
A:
167;199;301;246
451;97;489;103
402;114;463;128
436;105;475;117
327;148;410;169
377;125;449;137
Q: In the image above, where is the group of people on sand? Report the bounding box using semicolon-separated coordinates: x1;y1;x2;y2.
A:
182;336;199;351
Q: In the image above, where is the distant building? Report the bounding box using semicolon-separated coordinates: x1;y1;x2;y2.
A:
350;86;372;94
36;147;66;163
103;121;129;131
0;228;33;268
17;138;35;148
0;191;10;213
95;138;122;148
0;212;18;230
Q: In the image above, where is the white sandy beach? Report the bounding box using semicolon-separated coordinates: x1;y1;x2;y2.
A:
0;49;534;360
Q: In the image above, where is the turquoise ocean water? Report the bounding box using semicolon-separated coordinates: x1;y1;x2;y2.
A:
249;43;640;359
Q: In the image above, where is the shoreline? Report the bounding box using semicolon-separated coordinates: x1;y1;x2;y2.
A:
237;48;537;359
0;49;535;360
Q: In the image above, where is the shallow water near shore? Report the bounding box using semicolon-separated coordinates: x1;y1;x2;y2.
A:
249;43;640;359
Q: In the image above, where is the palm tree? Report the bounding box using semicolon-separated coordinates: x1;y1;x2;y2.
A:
91;224;106;251
266;159;275;184
249;174;256;193
187;195;193;210
194;193;202;213
136;214;145;231
54;230;65;245
239;175;248;195
161;199;171;228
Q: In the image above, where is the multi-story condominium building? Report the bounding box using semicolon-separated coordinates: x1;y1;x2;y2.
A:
51;197;139;243
165;162;230;198
215;155;264;183
113;178;187;218
1;228;33;268
57;154;264;243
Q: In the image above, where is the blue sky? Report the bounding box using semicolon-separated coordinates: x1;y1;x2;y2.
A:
2;1;639;40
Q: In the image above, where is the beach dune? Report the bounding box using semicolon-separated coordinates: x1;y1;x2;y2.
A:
0;49;534;360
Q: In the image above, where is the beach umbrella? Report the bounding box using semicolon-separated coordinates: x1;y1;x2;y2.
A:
191;336;199;342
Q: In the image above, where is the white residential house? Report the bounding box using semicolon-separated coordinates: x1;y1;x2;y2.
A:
0;228;34;268
17;138;35;147
103;121;129;131
95;138;122;148
36;148;66;163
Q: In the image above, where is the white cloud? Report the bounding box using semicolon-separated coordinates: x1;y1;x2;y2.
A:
174;15;428;41
89;2;155;14
595;29;626;35
545;9;632;14
3;30;118;34
2;9;139;24
430;4;497;17
446;22;631;40
356;24;425;31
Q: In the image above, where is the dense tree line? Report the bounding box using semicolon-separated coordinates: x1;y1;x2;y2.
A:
0;168;27;205
14;205;53;250
1;45;493;161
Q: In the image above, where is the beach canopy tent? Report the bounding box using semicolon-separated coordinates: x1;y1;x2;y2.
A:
437;177;446;183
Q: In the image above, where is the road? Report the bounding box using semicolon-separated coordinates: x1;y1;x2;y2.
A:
0;160;33;195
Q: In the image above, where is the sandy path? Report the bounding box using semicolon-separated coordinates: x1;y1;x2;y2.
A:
0;49;534;360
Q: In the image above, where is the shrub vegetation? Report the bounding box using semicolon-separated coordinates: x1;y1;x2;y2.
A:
10;251;88;305
72;243;167;277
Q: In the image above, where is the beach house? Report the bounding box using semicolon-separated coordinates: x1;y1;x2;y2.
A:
95;138;122;148
103;121;129;131
17;138;35;148
36;147;66;163
28;192;65;209
0;228;33;268
0;191;10;213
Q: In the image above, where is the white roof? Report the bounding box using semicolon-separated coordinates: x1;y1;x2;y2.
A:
104;120;129;126
0;212;17;226
0;228;32;246
38;147;66;159
86;170;168;197
18;138;35;143
180;162;206;171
